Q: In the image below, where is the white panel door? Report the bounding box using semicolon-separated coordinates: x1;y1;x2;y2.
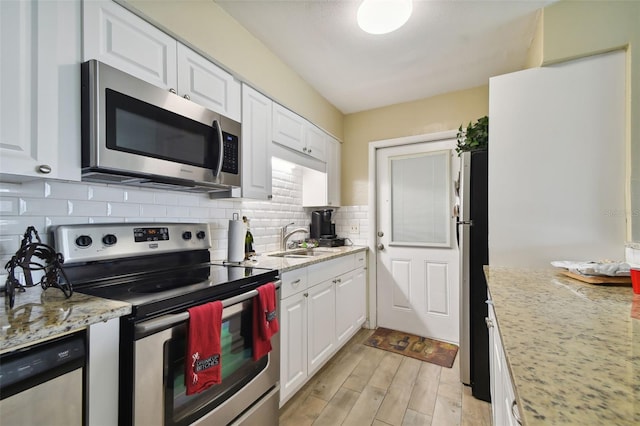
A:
307;279;336;375
177;44;241;121
304;123;326;161
376;140;460;344
279;292;307;404
241;84;272;200
272;103;306;153
489;50;626;267
83;0;177;89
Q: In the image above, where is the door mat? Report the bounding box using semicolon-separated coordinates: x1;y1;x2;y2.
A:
363;327;458;368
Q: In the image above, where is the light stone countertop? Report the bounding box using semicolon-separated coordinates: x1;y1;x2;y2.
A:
1;246;366;354
1;287;131;353
484;266;639;425
218;245;368;273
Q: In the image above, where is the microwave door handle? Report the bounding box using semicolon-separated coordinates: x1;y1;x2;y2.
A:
214;119;224;177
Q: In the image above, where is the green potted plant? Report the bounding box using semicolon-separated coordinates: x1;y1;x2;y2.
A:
456;115;488;155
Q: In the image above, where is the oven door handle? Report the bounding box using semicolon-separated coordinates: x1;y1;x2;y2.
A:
134;280;281;336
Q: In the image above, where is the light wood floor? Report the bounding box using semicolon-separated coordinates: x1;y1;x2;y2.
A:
279;328;491;426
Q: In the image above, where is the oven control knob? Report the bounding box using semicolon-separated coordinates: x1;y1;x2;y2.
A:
196;231;206;240
102;234;118;246
75;235;92;248
182;231;192;240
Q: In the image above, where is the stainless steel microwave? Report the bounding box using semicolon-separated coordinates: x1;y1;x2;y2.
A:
81;60;241;193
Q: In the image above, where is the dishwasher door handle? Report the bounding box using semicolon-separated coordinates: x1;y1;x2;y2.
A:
135;280;281;336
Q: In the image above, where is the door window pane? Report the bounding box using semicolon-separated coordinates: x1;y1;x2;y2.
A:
390;150;450;247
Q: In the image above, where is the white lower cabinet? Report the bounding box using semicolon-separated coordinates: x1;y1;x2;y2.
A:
307;279;336;375
488;293;522;426
279;251;367;406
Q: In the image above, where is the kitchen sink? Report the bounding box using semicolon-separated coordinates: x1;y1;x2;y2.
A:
267;248;337;258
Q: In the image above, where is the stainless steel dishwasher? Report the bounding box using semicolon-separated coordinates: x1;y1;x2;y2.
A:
0;332;86;425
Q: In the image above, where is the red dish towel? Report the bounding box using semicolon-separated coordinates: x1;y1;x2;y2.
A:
253;282;279;361
186;301;222;395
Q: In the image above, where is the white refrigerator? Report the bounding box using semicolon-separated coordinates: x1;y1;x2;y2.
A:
488;50;626;268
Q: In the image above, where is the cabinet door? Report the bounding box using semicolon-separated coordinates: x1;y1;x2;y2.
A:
326;136;341;207
0;0;81;182
307;280;336;375
272;103;306;153
335;267;366;346
240;84;273;200
83;0;177;90
304;124;326;161
177;44;241;121
280;292;307;404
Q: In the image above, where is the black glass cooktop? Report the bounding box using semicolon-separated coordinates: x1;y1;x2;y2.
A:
75;263;278;319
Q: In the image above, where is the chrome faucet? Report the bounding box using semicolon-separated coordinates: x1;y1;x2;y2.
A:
280;223;308;251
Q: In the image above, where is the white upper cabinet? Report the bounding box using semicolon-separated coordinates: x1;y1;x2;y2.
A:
0;0;81;182
177;44;241;121
326;136;341;207
83;0;240;121
272;103;326;161
239;84;272;200
301;135;341;207
83;0;177;90
304;124;327;162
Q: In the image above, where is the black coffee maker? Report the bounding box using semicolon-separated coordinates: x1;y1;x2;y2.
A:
310;209;335;239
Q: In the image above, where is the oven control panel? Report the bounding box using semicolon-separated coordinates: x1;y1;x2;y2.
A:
52;223;211;264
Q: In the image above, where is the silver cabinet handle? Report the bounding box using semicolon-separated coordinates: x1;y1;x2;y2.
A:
377;231;384;237
303;293;308;297
38;165;52;174
485;317;494;329
183;94;191;100
291;278;301;286
308;148;312;153
169;88;177;94
511;400;522;425
377;243;384;250
303;147;308;153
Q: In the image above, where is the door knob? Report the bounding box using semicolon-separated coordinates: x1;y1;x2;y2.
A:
377;243;384;250
377;231;384;237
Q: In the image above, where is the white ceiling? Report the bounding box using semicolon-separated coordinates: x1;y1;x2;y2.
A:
216;0;551;114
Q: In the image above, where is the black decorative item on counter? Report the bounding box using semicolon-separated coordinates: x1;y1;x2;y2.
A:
3;226;72;308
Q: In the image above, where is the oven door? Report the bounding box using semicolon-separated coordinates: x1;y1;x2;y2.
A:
132;287;279;426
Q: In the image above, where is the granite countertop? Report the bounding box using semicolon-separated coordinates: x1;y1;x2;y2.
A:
1;246;366;354
221;245;368;273
484;266;639;425
1;287;131;354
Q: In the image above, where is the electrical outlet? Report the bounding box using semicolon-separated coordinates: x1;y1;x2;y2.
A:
350;224;359;233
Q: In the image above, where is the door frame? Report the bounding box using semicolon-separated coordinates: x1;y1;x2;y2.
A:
366;129;458;330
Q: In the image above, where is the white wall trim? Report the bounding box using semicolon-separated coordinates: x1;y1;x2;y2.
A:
366;129;457;330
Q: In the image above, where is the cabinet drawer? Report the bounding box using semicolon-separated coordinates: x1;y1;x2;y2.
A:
308;255;354;286
354;251;366;268
280;268;308;299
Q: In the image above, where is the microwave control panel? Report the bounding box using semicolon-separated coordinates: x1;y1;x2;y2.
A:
221;132;239;175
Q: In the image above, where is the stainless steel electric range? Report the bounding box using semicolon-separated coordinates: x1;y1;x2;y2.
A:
53;223;280;426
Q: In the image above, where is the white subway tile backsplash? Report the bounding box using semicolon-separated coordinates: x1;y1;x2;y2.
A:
69;200;107;216
20;198;68;216
0;197;18;215
140;204;167;218
0;163;370;260
153;191;179;205
125;189;155;204
88;185;125;202
44;181;88;200
0;235;21;256
0;216;46;236
107;202;141;217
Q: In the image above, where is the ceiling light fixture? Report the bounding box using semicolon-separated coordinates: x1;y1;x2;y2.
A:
357;0;413;35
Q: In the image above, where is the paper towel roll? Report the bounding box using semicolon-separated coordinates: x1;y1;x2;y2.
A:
227;219;246;263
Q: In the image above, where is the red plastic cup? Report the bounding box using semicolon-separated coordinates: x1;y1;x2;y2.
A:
631;269;640;295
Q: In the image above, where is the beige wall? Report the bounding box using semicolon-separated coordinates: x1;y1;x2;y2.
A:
123;0;343;139
541;0;640;240
342;86;489;205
